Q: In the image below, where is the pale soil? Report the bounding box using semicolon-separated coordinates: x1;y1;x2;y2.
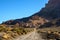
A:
14;31;44;40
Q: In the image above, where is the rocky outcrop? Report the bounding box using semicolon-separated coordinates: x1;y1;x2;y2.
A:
34;0;60;20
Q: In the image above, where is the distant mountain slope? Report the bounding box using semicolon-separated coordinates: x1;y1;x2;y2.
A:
2;0;60;28
33;0;60;20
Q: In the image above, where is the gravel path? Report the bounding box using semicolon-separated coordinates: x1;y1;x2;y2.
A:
15;31;44;40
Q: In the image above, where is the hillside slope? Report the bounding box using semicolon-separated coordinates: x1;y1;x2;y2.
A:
2;0;60;28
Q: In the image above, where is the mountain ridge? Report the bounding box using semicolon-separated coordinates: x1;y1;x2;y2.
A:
2;0;60;28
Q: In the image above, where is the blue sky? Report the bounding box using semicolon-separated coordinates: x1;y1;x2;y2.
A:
0;0;48;23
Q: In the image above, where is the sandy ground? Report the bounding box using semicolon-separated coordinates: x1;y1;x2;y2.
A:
14;30;44;40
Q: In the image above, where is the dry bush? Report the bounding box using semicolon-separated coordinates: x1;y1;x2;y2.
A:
0;25;34;40
37;27;60;40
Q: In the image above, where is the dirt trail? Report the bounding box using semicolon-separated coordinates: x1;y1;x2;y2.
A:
14;29;44;40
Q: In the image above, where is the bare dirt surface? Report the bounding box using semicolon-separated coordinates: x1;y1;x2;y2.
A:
14;30;44;40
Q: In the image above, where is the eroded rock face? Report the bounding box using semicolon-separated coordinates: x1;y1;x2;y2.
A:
34;0;60;20
45;0;60;11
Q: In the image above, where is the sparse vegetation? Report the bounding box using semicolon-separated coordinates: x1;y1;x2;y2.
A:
0;25;34;40
37;27;60;40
